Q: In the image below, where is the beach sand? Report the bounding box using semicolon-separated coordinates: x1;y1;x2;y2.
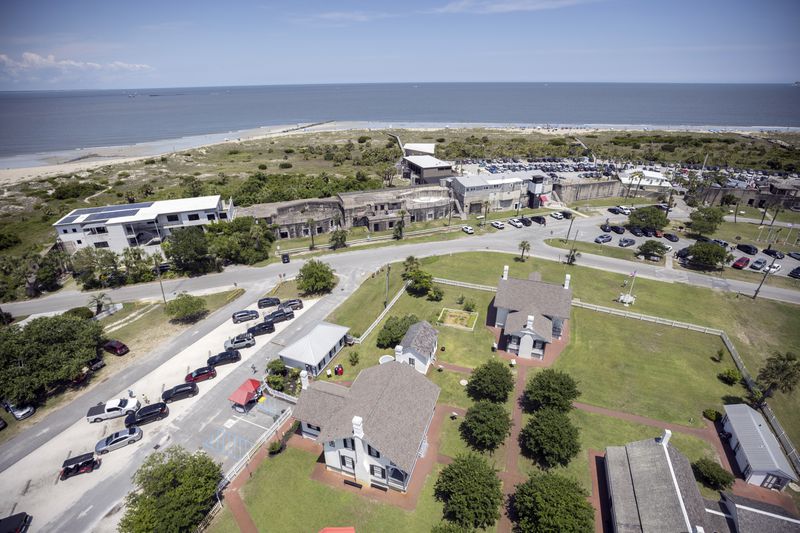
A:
0;120;778;187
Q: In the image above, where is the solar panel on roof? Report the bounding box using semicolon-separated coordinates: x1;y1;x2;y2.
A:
58;215;79;224
84;209;141;222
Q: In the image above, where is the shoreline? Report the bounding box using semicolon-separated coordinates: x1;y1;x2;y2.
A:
1;120;798;186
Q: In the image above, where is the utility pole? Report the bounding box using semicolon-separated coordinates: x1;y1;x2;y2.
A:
568;231;580;264
752;256;777;300
769;204;782;227
154;256;167;305
564;216;575;243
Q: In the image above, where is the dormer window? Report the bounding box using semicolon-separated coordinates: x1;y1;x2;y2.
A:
368;445;380;458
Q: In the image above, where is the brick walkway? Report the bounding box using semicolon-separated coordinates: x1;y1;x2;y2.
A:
497;365;529;533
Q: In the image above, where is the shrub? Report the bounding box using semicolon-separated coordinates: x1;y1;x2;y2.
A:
267;374;285;391
692;458;734;490
436;137;446;143
376;314;419;348
258;164;267;170
0;232;22;250
296;259;336;294
349;351;360;367
284;148;295;154
144;159;156;165
703;408;720;422
463;299;476;312
279;162;293;169
718;368;741;386
228;149;240;155
456;294;465;305
165;293;207;323
268;441;284;455
427;286;444;301
467;359;514;403
64;307;95;320
52;181;102;199
357;136;370;144
267;358;286;376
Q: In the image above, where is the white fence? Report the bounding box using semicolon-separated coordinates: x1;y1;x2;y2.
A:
355;281;409;343
262;382;298;404
196;407;293;532
572;299;800;477
432;277;497;292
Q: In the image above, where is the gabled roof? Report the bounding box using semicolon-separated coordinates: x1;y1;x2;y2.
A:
722;493;800;533
504;311;552;343
400;321;438;359
279;322;350;366
605;437;707;533
724;404;797;481
293;361;440;473
495;274;572;320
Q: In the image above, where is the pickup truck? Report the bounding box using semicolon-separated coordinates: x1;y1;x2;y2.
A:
86;398;140;423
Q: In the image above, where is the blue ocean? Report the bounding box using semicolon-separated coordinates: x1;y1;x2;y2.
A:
0;83;798;159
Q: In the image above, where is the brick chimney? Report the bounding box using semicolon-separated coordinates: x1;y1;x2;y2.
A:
564;273;571;290
502;265;509;281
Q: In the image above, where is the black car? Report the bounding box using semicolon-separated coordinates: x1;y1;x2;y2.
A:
124;403;168;428
267;308;294;323
609;225;625;234
280;299;304;311
530;216;546;225
519;217;532;226
664;233;679;242
789;267;800;279
281;253;290;264
161;383;198;403
248;321;275;336
0;512;32;533
643;228;656;237
629;226;644;237
257;297;281;309
737;243;758;255
763;248;785;259
600;224;611;233
608;207;621;214
560;211;573;219
207;349;241;367
676;247;692;259
788;252;800;261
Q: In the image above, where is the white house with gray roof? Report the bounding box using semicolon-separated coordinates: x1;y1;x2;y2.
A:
722;404;798;491
492;265;572;359
292;361;440;492
394;320;438;374
53;195;233;254
278;322;350;377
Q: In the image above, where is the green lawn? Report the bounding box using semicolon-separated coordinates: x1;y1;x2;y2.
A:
214;447;447;533
418;252;800;443
438;413;508;471
709;222;800;254
518;409;719;495
555;308;746;427
722;205;800;225
327;265;405;336
429;368;473;409
545;238;665;265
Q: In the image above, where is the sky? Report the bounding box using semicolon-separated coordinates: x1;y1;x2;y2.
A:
0;0;798;90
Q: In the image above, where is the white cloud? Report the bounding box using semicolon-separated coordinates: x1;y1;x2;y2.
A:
0;52;151;78
312;11;394;23
433;0;595;14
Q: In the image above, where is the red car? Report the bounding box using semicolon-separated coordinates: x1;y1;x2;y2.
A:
654;229;664;238
185;366;217;383
103;340;129;356
732;257;750;269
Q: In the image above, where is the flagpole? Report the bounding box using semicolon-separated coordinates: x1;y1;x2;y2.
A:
628;271;636;298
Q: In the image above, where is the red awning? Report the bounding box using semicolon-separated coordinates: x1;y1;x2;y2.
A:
228;379;262;405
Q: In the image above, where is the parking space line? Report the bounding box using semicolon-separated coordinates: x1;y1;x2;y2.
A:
233;416;270;430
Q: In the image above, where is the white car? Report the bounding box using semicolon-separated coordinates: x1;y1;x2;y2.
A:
508;218;523;228
616;206;632;215
461;225;474;234
663;245;673;253
550;212;564;220
491;221;505;229
766;263;782;274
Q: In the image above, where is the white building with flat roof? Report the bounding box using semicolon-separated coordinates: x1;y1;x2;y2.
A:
53;195;234;254
403;155;454;185
449;172;529;214
619;169;674;192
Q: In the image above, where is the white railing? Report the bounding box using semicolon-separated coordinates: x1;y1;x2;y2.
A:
355;281;409;343
432;277;497;292
262;382;298;404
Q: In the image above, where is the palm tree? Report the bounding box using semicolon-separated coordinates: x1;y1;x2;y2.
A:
518;240;531;261
482;201;490;227
307;218;316;250
757;351;800;397
88;293;111;316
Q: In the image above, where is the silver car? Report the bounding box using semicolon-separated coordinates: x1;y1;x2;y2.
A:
95;427;143;454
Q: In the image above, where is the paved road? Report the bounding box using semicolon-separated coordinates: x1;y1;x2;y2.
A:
2;210;799;532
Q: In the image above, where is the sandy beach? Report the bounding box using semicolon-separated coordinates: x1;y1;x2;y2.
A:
0;120;793;187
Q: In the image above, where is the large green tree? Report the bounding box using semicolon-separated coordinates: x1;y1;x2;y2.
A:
119;446;222;533
466;359;514;403
206;218;274;265
687;242;732;270
329;229;348;250
512;472;594;533
628;206;669;230
519;408;580;468
459;400;512;452
689;207;725;235
637;240;669;257
0;315;104;404
376;314;419;348
163;226;210;274
523;369;580;413
757;351;800;397
434;454;503;530
406;268;433;297
296;259;337;294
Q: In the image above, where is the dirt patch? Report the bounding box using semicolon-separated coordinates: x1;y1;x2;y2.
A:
437;308;478;331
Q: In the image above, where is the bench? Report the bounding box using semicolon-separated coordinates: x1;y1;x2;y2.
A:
343;479;362;489
371;483;388;492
